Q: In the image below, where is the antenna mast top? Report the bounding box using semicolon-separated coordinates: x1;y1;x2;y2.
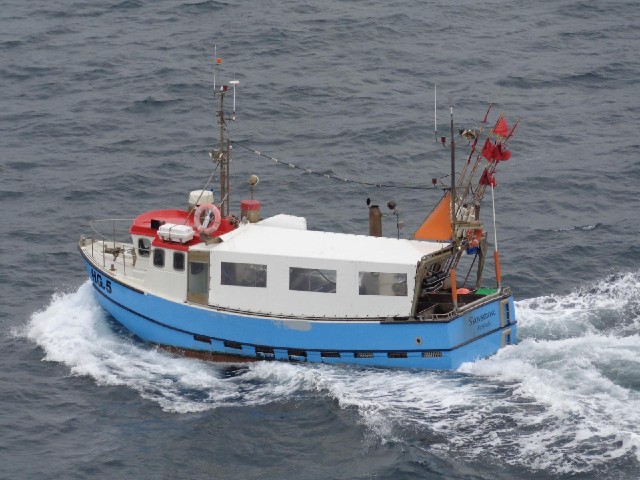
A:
209;50;240;218
434;84;437;143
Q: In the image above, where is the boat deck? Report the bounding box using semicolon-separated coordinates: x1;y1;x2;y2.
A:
80;238;146;288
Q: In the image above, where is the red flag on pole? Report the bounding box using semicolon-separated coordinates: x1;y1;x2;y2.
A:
481;138;496;161
482;139;511;162
494;143;511;161
479;168;497;187
493;116;510;137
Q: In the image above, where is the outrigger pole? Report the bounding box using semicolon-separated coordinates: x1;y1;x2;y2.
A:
457;103;493;199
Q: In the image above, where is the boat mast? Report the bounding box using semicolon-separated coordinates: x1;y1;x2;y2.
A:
217;87;230;217
209;50;240;218
450;107;456;243
211;77;239;218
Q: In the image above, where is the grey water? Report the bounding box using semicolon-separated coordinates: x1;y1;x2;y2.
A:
1;0;639;478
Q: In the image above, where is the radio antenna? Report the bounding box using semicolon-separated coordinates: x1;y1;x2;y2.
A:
213;45;222;96
213;45;217;94
229;79;239;120
434;83;437;142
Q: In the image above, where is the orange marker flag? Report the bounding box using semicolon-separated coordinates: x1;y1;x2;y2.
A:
413;192;452;241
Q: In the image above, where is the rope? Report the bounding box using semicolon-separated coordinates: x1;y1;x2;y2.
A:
231;140;442;191
183;162;220;225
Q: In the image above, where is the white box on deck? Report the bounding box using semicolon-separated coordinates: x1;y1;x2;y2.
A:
189;190;214;208
158;223;195;244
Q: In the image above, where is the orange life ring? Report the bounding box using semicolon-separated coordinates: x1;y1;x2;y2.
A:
194;203;221;235
466;228;483;248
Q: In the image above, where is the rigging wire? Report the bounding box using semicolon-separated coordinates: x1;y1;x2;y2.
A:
182;161;220;226
230;140;446;191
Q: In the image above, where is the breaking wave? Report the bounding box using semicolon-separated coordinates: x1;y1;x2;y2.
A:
549;223;600;232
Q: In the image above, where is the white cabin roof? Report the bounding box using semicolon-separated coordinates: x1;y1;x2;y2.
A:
214;219;448;265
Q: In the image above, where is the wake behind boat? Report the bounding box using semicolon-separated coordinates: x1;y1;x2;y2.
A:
79;64;519;369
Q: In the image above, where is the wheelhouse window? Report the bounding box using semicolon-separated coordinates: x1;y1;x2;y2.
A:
138;238;151;257
173;252;185;271
289;267;336;293
221;262;267;288
153;248;165;268
359;272;407;296
188;261;208;295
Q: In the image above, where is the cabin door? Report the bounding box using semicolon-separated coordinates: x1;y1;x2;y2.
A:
187;250;210;305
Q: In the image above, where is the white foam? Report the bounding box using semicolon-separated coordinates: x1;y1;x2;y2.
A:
459;334;640;472
550;223;599;232
24;273;640;473
517;270;640;339
24;282;307;413
318;272;640;473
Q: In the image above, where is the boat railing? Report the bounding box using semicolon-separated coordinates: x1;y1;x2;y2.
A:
88;218;135;244
81;218;143;278
415;287;509;322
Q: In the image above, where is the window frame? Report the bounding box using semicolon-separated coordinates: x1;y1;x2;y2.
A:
137;238;151;257
358;271;408;296
220;261;267;288
289;267;337;293
153;248;165;268
173;251;185;271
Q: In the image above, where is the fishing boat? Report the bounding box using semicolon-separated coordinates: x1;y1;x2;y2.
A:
79;70;519;370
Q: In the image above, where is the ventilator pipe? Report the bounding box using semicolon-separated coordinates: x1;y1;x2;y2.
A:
369;205;382;237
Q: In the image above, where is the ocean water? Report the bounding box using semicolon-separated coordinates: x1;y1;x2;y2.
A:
1;0;639;478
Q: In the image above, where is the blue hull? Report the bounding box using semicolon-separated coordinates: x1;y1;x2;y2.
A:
82;257;517;370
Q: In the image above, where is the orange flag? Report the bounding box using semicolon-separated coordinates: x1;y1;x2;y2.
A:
413;192;452;241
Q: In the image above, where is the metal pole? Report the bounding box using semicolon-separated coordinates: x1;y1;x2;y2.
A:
218;91;228;218
450;107;456;241
434;84;437;142
226;123;231;217
491;185;498;251
491;184;502;288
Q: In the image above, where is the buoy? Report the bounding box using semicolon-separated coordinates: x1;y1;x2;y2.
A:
194;203;221;235
466;228;483;248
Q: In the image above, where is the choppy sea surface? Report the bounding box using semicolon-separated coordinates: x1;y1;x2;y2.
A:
1;0;639;478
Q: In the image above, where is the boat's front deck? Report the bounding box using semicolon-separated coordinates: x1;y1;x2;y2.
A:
80;237;147;287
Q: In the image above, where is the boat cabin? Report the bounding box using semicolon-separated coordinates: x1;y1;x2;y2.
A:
130;212;449;319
